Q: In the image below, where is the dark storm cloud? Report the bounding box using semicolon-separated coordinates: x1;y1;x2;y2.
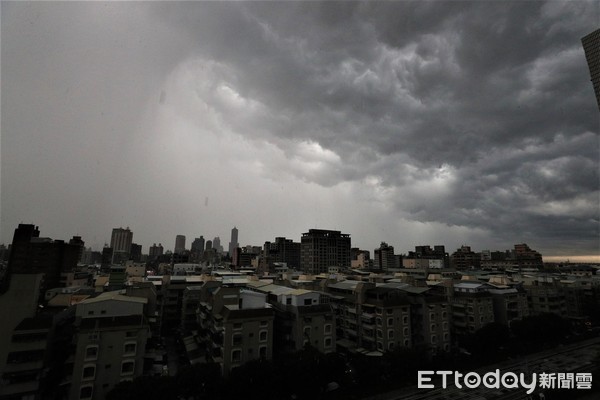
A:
2;1;598;256
172;1;599;253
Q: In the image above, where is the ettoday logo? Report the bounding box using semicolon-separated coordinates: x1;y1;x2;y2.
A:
418;370;537;394
418;370;593;394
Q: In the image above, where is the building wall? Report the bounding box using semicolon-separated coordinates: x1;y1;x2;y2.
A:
69;320;148;400
300;230;351;275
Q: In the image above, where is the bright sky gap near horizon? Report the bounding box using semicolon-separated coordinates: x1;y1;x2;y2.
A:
1;2;599;262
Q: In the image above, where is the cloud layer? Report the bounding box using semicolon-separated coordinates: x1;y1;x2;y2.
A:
2;1;598;258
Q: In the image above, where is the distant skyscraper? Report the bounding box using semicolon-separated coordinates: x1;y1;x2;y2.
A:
205;240;213;251
175;235;186;254
582;28;600;110
263;237;301;269
213;237;222;254
300;229;351;274
191;236;205;254
110;227;133;253
229;227;239;256
374;242;395;271
149;243;164;258
130;243;142;262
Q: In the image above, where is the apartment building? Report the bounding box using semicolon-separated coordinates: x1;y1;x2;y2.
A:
0;316;52;399
326;281;412;354
69;291;149;400
406;291;451;353
245;281;336;354
196;284;275;376
451;282;495;337
522;276;567;316
487;277;529;326
300;229;351;275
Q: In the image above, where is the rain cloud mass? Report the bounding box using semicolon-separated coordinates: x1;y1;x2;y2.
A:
2;1;599;260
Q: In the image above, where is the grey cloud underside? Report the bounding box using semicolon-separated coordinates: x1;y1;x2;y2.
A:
2;1;598;255
156;2;598;249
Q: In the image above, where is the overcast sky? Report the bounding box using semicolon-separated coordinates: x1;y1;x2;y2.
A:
2;1;599;260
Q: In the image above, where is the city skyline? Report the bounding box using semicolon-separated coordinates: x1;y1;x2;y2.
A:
2;2;599;261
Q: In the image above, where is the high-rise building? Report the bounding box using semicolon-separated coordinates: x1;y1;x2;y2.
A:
582;28;600;110
69;292;149;399
149;243;164;258
191;236;205;254
174;235;186;254
110;227;133;254
5;224;80;297
374;242;396;271
228;227;239;256
130;243;142;262
213;237;222;254
450;245;481;270
300;229;351;274
263;237;301;270
69;235;85;262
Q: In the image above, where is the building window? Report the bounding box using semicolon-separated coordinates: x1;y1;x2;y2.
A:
82;365;95;381
377;342;383;351
377;329;383;338
403;327;409;336
324;324;332;334
259;330;267;342
79;385;93;400
121;360;135;375
85;346;98;361
303;327;311;338
388;330;394;339
431;335;437;344
388;342;395;350
259;346;267;358
403;316;408;325
87;311;94;316
443;322;448;330
232;333;243;346
233;323;242;330
260;320;268;327
387;317;394;326
324;337;332;348
431;324;436;331
231;349;242;363
123;342;136;356
404;339;410;347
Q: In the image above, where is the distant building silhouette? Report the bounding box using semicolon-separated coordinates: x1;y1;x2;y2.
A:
263;237;301;271
174;235;186;254
149;243;164;258
582;28;600;110
110;227;133;264
110;227;133;254
213;237;223;254
5;224;80;298
130;243;142;262
191;236;205;253
300;229;351;274
374;242;396;271
228;227;239;256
